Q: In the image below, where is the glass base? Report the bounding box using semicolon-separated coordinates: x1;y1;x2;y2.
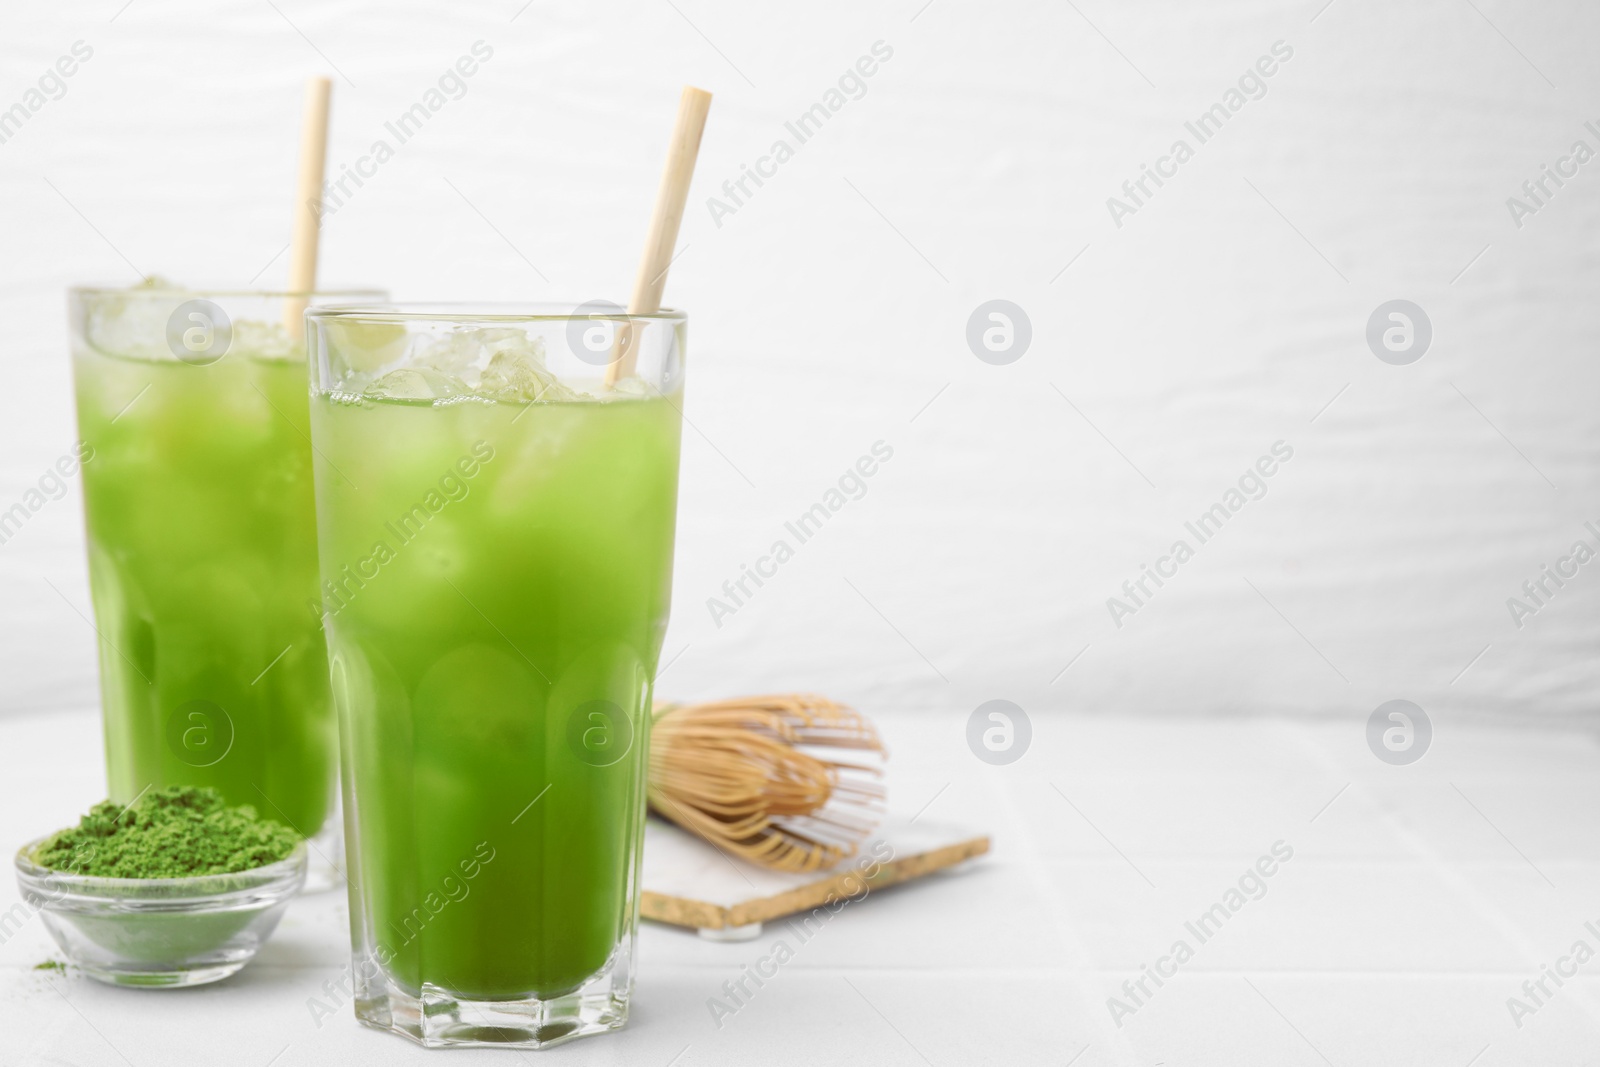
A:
78;959;252;988
354;950;632;1049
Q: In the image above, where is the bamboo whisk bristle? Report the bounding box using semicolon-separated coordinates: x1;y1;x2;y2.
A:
648;694;887;873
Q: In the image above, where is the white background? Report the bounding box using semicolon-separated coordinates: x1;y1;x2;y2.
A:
4;3;1600;1065
3;0;1598;728
3;0;1599;725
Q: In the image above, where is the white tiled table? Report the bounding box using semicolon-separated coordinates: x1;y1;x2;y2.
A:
3;705;1597;1066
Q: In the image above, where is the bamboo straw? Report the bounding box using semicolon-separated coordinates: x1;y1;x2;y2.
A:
283;76;332;339
604;85;712;385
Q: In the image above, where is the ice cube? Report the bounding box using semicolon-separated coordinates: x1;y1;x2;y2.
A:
346;326;599;405
81;278;185;361
605;375;654;399
479;348;581;403
231;319;301;361
411;333;480;376
476;327;539;361
412;326;531;376
326;320;409;373
365;367;470;400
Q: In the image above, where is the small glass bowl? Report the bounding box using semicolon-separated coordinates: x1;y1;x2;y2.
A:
13;838;306;988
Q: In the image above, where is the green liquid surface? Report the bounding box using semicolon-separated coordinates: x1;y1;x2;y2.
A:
73;345;336;839
311;390;681;1000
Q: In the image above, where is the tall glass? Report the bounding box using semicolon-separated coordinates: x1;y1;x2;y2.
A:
304;302;685;1049
68;286;383;891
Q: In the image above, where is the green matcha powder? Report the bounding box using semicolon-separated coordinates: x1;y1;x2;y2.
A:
35;786;300;878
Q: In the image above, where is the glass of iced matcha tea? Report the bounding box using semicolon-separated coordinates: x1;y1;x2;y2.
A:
68;284;384;891
303;302;684;1049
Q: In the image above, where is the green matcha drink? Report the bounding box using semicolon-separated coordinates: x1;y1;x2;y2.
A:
69;287;379;885
306;304;684;1048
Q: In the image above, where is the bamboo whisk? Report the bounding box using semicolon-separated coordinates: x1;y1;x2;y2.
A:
648;695;887;873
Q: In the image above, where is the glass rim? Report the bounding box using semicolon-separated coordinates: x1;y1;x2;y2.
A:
69;286;387;300
306;301;687;324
